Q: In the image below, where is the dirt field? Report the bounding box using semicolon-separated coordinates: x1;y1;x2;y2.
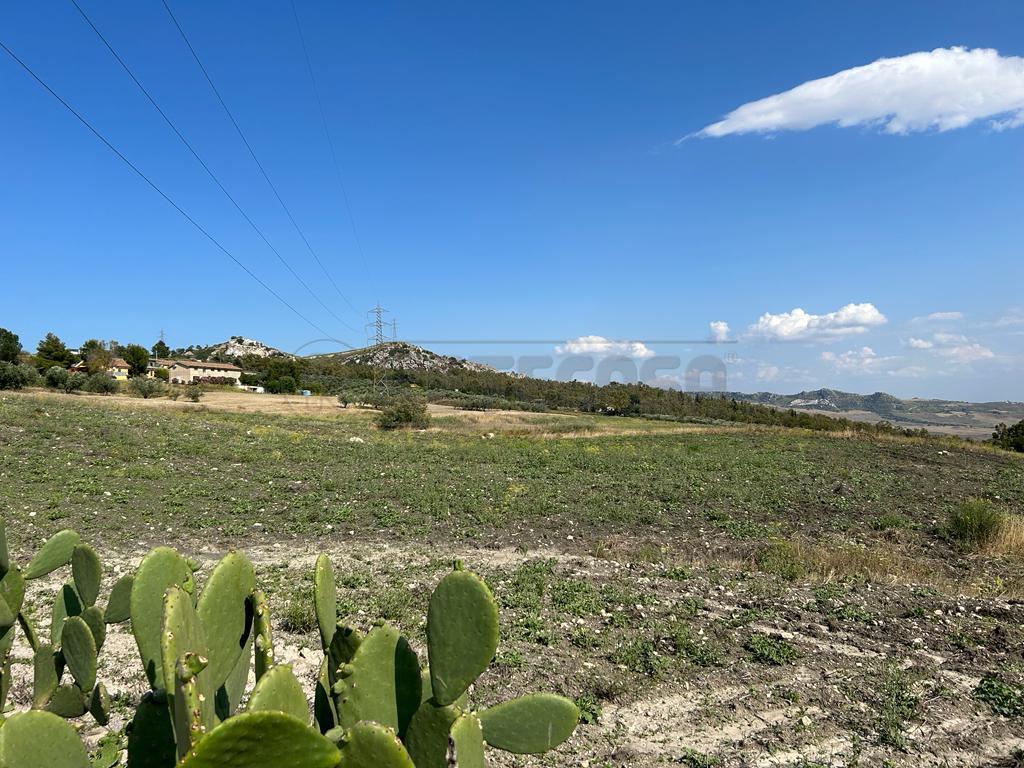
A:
2;390;1022;766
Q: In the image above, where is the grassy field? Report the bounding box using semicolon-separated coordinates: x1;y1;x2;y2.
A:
2;389;1023;766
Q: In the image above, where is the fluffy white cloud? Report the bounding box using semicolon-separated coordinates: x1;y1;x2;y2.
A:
756;363;780;382
694;47;1024;138
709;321;731;342
748;302;887;341
907;337;934;349
821;346;898;374
556;335;654;359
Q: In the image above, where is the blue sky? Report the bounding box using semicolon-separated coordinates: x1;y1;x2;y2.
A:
2;1;1022;400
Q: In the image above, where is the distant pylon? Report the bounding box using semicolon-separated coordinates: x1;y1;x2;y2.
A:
366;303;390;346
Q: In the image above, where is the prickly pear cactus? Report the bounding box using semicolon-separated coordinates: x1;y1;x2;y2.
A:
246;663;307;722
131;547;194;688
331;623;421;738
178;711;340;768
196;551;255;689
426;566;499;706
0;710;90;768
337;721;415;768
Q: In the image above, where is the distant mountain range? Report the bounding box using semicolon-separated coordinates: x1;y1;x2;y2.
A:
729;388;1024;439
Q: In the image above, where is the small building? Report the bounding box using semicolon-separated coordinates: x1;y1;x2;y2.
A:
167;360;243;385
69;357;130;380
146;359;176;379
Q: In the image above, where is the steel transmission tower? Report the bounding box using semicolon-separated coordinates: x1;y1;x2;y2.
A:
366;303;390;346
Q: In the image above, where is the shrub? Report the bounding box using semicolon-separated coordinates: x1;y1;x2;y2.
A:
992;420;1024;453
376;397;431;430
129;377;167;399
183;387;203;402
44;366;69;389
83;373;118;394
64;372;87;393
0;361;28;390
948;499;1005;549
265;375;297;394
18;364;43;387
0;327;21;363
154;368;169;382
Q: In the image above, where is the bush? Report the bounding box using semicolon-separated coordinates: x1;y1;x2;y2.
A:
154;368;169;382
948;499;1005;549
992;420;1024;453
265;375;297;394
129;378;167;399
745;632;799;665
376;397;431;430
183;387;203;402
83;373;119;394
44;366;69;389
0;362;29;390
64;372;87;393
18;364;42;388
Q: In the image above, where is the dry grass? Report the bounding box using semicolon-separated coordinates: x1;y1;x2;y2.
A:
984;515;1024;557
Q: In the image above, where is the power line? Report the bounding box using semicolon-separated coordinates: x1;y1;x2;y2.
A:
69;0;359;336
0;37;337;341
160;0;361;316
289;0;373;287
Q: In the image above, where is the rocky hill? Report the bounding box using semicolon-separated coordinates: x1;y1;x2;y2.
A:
177;336;294;361
307;342;494;373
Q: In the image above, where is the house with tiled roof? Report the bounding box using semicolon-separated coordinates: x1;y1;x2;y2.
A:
167;360;242;385
69;357;130;380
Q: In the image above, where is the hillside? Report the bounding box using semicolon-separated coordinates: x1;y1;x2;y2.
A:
307;341;495;373
174;335;295;361
730;388;1024;439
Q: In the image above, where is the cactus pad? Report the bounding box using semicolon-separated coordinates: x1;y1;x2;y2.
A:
50;583;83;645
404;698;461;768
70;543;102;607
247;663;308;722
196;550;255;689
314;553;337;651
32;643;59;708
332;623;421;738
80;605;106;652
89;681;111;725
427;568;499;706
104;574;133;624
0;710;90;768
126;693;176;768
337;721;415;768
61;615;97;692
178;711;340;768
448;712;487;768
478;693;579;754
23;529;80;580
45;685;88;718
0;566;26;618
131;547;193;688
161;585;215;756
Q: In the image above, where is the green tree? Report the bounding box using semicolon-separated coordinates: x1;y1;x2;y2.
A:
152;339;171;359
0;328;21;363
80;339;112;374
122;344;150;378
35;332;73;370
992;420;1024;453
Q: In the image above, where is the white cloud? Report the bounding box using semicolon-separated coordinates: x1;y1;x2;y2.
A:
994;308;1024;327
935;343;995;363
694;47;1024;138
709;321;731;342
821;346;898;374
913;311;965;323
556;335;654;359
748;302;887;341
908;332;995;364
756;363;780;382
888;365;929;378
